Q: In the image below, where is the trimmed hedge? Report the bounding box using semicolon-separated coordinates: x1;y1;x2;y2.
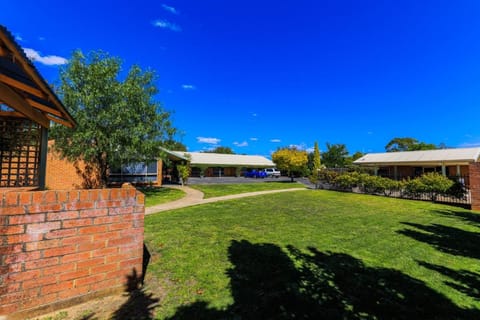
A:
318;170;466;202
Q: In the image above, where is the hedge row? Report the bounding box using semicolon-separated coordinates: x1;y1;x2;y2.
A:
318;170;467;201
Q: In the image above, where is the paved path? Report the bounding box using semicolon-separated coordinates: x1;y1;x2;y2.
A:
145;185;307;215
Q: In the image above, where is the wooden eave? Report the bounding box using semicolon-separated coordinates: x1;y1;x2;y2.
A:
0;25;75;128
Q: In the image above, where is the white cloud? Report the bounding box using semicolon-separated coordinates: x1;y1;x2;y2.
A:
251;113;257;117
233;141;248;147
197;137;221;145
38;36;46;41
270;139;281;143
152;19;181;32
162;4;178;14
23;48;68;66
250;137;258;141
14;34;23;41
181;84;196;90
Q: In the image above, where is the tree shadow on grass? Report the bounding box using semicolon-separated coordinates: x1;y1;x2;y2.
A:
166;240;478;319
398;222;480;260
432;209;480;227
417;261;480;301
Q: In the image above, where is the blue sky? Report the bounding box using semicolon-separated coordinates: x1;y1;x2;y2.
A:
3;1;480;157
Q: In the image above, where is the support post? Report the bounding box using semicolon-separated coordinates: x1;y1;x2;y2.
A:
38;126;48;189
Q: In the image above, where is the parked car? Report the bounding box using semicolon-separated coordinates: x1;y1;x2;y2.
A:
264;168;281;178
244;169;267;178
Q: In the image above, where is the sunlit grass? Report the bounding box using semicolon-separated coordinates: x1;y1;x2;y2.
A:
145;190;480;319
189;181;305;198
139;187;185;207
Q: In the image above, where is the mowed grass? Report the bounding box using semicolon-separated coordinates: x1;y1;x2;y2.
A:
145;190;480;319
139;187;185;207
189;181;305;198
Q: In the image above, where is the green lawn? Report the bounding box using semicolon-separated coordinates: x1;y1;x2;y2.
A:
139;187;185;207
189;181;305;198
145;190;480;319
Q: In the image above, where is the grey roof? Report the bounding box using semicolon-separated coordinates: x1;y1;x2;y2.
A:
170;151;275;167
354;147;480;166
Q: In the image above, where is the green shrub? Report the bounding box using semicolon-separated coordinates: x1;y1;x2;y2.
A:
361;174;399;196
176;164;191;186
318;169;338;184
333;171;362;190
417;172;454;201
401;173;454;201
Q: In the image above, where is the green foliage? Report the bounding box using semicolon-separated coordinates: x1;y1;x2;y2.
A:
308;141;322;185
333;171;362;190
351;151;365;162
402;173;455;201
385;137;437;152
176;164;191;185
204;146;235;154
317;168;339;184
164;139;187;151
318;169;462;202
272;147;308;181
322;143;349;168
417;172;454;201
51;50;177;188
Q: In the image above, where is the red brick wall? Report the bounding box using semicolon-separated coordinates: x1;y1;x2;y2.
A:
469;163;480;211
46;141;93;190
0;184;145;319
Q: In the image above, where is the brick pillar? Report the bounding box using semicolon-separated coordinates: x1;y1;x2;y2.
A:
469;163;480;211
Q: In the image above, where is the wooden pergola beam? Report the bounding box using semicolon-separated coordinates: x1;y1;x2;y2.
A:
25;98;63;118
0;74;46;99
0;82;50;128
0;111;24;117
45;114;74;128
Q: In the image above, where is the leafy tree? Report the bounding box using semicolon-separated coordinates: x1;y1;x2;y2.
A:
272;147;308;182
385;137;437;152
351;151;364;161
204;146;235;154
51;50;177;188
322;143;349;168
308;141;322;186
312;141;321;171
165;139;187;151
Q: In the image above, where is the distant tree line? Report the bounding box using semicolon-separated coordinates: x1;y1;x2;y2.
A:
270;137;444;182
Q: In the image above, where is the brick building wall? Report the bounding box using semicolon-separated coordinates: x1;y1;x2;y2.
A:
0;184;145;319
46;141;163;189
45;146;91;189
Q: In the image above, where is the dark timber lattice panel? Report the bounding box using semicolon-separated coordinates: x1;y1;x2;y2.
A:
0;117;41;187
